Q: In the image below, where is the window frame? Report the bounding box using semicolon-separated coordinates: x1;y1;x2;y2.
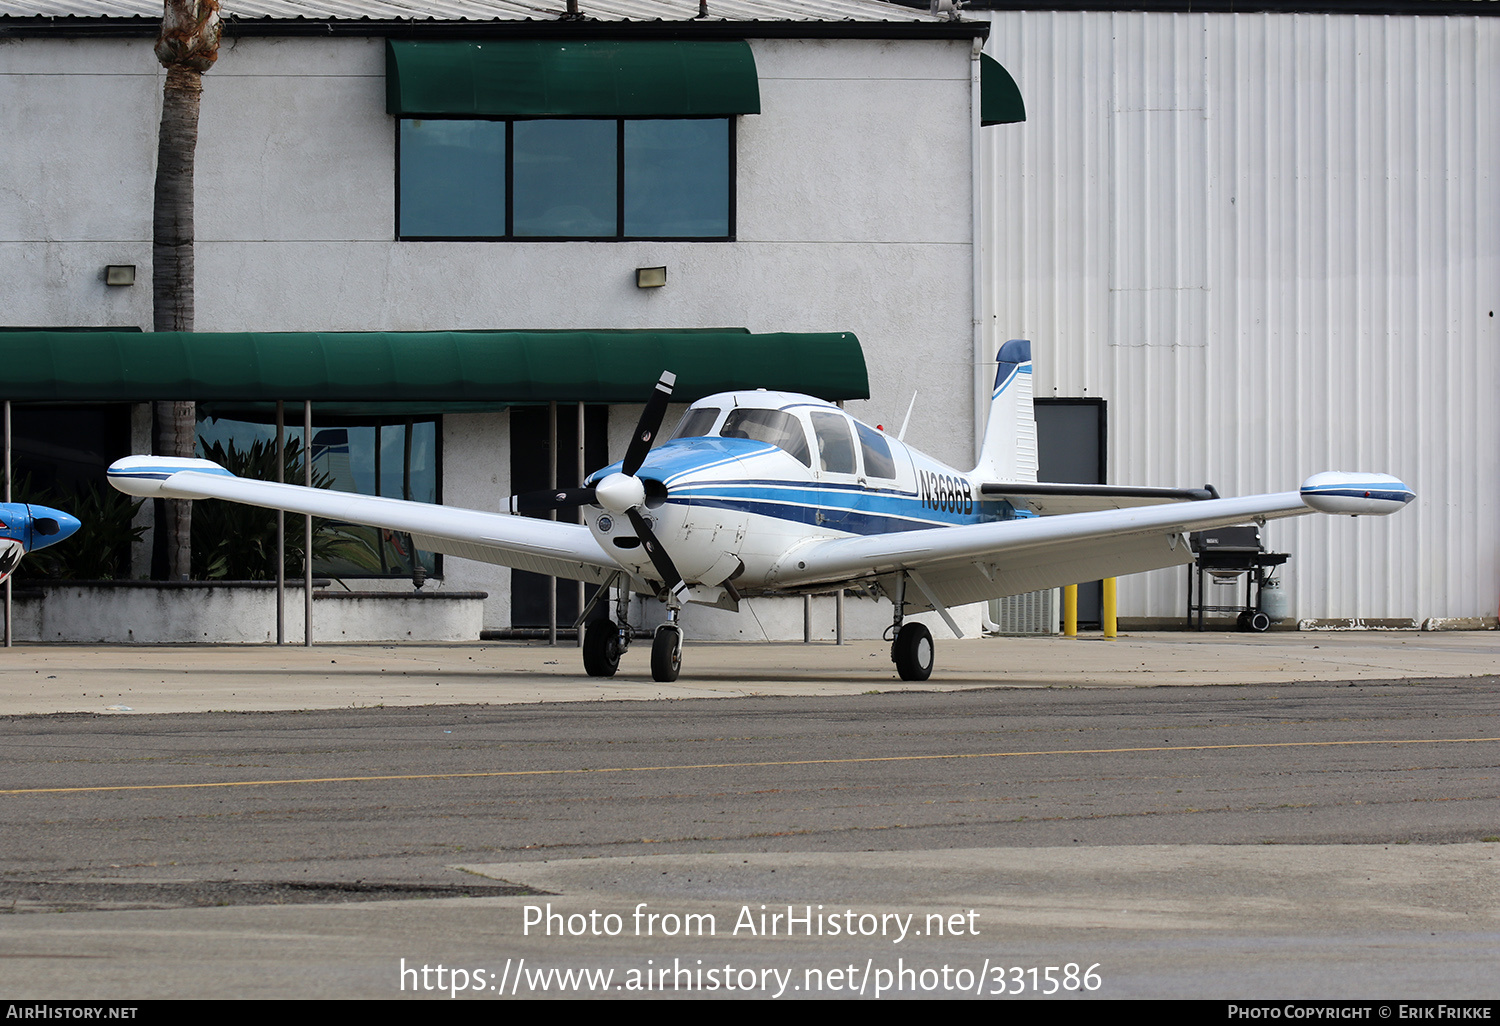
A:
396;115;737;243
196;412;445;581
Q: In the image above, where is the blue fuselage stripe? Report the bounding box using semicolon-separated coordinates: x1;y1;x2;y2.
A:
669;480;1017;534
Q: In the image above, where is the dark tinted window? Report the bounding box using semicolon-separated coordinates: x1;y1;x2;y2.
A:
856;421;897;479
398;117;733;240
513;120;617;237
624;120;730;238
399;119;507;237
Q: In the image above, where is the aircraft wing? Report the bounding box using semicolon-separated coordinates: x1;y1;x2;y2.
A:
981;482;1217;516
107;457;619;584
768;475;1412;613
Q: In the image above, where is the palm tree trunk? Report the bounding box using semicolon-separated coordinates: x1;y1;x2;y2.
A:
152;3;219;580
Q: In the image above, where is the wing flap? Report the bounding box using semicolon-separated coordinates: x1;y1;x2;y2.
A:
982;482;1217;516
876;532;1194;613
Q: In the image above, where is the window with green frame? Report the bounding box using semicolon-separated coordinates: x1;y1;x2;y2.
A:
195;415;440;580
398;117;733;241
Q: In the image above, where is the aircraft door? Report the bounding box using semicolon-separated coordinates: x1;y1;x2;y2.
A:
809;410;859;530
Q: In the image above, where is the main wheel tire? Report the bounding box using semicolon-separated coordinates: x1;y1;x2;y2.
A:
651;626;682;683
582;619;621;677
893;622;934;681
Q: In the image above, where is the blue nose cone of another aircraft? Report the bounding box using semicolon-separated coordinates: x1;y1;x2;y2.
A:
0;502;82;552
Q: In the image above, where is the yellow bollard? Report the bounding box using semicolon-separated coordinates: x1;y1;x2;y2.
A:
1103;577;1117;638
1063;584;1078;637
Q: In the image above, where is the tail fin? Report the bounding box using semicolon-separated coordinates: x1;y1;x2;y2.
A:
972;339;1037;482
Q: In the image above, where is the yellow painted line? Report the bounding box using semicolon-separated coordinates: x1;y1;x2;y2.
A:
3;735;1497;797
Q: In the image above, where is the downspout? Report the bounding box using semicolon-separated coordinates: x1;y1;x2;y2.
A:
971;34;986;465
972;34;1001;637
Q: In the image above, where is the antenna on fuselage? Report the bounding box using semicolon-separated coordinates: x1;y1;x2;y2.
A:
897;391;918;442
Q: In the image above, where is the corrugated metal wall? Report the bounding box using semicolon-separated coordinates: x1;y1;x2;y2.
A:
979;10;1498;622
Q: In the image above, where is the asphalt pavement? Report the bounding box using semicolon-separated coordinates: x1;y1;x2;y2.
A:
0;630;1495;1000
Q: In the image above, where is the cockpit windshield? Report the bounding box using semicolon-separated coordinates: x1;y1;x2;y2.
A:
719;408;812;467
671;407;721;440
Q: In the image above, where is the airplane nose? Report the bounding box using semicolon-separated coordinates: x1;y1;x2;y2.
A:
27;504;81;551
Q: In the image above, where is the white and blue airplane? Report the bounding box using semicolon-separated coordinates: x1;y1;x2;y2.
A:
107;341;1414;682
0;502;82;582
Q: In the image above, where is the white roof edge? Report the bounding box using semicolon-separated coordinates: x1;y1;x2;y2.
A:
0;0;952;25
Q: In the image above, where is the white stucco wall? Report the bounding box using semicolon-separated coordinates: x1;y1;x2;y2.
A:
1;31;983;636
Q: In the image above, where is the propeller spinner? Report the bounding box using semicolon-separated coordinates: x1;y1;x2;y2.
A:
508;372;687;598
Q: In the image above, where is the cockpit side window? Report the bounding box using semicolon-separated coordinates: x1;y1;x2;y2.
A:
856;421;897;479
671;407;721;440
719;408;811;467
810;411;857;475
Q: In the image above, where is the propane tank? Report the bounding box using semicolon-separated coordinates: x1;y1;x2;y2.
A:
1260;577;1290;622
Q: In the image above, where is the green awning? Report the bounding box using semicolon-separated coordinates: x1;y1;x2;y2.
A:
385;39;761;119
0;330;867;408
981;54;1025;126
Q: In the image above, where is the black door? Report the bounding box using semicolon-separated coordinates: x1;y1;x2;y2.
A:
1034;399;1106;627
509;404;610;628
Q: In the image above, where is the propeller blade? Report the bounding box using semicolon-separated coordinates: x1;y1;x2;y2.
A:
507;485;597;515
621;371;676;478
627;508;687;600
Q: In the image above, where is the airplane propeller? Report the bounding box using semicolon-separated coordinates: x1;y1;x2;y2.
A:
508;371;687;598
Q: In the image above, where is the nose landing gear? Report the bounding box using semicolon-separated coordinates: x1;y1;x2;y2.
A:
651;624;683;682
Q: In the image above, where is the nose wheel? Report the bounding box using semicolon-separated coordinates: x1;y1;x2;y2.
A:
651;624;683;682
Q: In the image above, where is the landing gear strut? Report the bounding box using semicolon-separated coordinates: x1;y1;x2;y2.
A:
652;605;683;683
887;572;935;682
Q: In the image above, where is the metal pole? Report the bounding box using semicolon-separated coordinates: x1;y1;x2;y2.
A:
577;402;585;647
303;401;312;647
276;400;285;645
835;589;844;645
4;400;10;648
1103;577;1117;638
803;595;811;643
1063;584;1078;637
548;401;557;647
374;423;385;573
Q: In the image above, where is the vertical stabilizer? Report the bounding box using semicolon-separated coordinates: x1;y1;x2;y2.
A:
972;339;1037;482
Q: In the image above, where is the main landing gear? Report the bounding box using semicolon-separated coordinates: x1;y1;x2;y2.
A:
887;573;935;682
581;585;684;683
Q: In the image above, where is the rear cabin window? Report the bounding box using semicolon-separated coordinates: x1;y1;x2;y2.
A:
856;422;897;479
719;409;811;467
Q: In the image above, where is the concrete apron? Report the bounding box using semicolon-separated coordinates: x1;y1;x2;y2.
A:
0;631;1493;717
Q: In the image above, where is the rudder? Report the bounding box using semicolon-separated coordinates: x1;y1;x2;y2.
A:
973;339;1037;482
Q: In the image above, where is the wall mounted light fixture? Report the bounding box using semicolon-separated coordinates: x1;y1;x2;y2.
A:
104;265;136;287
635;266;667;289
